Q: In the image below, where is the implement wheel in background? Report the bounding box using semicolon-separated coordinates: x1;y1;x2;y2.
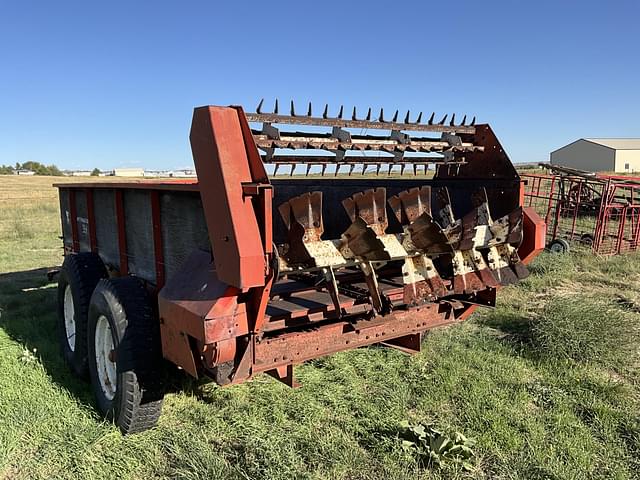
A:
580;233;594;247
88;277;164;434
548;238;570;254
56;252;107;378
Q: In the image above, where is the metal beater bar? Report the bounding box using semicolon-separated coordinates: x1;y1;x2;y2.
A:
246;112;476;134
261;155;465;166
252;134;482;153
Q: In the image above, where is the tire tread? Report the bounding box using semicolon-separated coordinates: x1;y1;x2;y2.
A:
58;252;107;377
91;277;164;434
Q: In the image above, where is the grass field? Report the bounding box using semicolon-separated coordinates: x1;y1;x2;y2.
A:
0;175;639;480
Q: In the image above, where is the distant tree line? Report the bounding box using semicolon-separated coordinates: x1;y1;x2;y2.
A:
0;161;62;176
0;163;104;176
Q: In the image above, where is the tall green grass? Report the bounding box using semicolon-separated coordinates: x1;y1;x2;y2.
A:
530;296;639;364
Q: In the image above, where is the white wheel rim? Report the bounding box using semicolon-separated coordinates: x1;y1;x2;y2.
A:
63;286;76;351
95;315;117;401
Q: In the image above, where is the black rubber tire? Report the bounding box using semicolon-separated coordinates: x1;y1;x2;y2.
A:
87;277;164;434
548;238;570;254
57;252;108;378
580;233;594;246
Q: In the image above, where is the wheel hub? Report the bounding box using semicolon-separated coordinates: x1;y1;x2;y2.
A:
95;315;117;401
63;285;76;351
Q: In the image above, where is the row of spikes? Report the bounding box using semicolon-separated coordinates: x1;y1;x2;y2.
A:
255;99;476;127
270;162;455;177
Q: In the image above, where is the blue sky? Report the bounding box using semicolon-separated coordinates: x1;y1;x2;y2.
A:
1;0;639;170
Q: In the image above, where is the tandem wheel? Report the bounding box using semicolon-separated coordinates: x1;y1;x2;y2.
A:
57;252;108;378
88;277;165;434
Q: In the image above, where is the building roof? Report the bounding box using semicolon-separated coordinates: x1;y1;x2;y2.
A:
584;138;640;150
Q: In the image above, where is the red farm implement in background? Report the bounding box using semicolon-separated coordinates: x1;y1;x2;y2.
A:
55;102;545;433
522;164;640;255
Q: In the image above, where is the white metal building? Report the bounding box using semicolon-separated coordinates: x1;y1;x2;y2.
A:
113;168;145;177
551;139;640;173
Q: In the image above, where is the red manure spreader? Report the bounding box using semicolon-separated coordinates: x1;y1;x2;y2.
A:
55;103;545;432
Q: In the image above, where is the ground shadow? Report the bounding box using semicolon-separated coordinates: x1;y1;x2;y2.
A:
477;309;534;345
0;267;96;406
473;308;548;364
0;266;193;408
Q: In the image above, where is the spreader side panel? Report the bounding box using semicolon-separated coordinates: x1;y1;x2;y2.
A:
123;190;155;282
59;188;73;250
94;189;119;270
160;191;210;280
75;189;90;252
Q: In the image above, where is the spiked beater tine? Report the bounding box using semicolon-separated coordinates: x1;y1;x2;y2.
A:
406;212;453;255
378;108;385;122
461;114;467;126
402;255;447;304
460;209;480;251
274;98;279;114
428;112;435;125
352;106;357;121
278;191;323;237
338;105;344;119
290;100;296;116
433;187;456;228
477;264;500;289
513;259;530;280
449;113;456;126
274;164;280;176
496;265;519;286
404;110;411;123
341;188;387;226
471;187;489;209
387;195;402;223
486;245;521;286
388;186;431;223
277;192;350;270
416;112;423;124
438;114;447;125
306;163;312;176
307;102;312;117
392;110;398;122
470;116;476;126
366;107;372;121
340;189;391;263
323;104;329;119
452;251;486;295
256;98;264;114
278;202;292;230
321;164;327;176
